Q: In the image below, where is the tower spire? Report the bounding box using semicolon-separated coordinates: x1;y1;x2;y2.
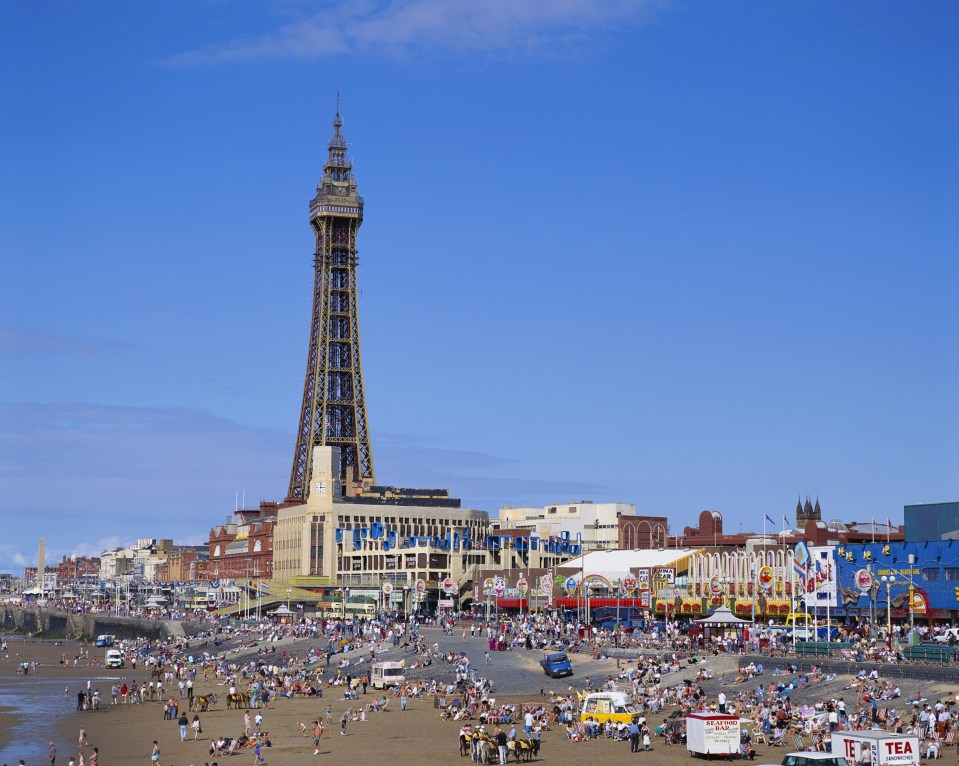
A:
323;100;352;185
290;103;374;500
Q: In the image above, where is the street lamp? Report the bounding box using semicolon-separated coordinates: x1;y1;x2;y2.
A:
722;577;735;609
615;578;622;631
881;575;896;648
286;586;292;610
906;554;916;638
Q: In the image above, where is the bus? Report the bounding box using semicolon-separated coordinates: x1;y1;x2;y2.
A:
326;602;377;618
590;606;646;629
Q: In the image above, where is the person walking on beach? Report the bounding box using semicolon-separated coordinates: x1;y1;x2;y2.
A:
192;714;202;740
49;741;56;766
89;748;98;766
312;720;325;755
79;726;88;746
150;740;160;766
255;711;263;733
244;711;252;736
178;712;189;741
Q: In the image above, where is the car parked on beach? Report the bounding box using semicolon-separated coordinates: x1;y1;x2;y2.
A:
540;652;573;678
781;752;849;766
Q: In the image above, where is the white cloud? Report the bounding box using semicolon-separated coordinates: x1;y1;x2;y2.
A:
0;323;129;358
163;0;660;65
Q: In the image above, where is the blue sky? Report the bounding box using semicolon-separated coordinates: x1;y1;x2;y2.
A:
1;1;957;574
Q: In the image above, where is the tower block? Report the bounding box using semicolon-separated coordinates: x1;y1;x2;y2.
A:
288;109;375;499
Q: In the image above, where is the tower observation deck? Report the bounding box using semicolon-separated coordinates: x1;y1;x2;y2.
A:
288;109;375;499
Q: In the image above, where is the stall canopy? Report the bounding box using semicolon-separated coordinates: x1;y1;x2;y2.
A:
268;605;297;616
694;606;754;625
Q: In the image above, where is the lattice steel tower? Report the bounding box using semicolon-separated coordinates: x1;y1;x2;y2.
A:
288;108;375;499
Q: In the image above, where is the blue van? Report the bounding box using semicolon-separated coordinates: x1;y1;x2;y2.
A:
540;652;573;678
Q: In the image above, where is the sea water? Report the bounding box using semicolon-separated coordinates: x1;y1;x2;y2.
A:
0;674;116;763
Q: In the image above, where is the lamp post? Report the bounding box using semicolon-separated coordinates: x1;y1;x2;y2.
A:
286;586;292;610
907;554;916;638
881;575;896;648
722;577;734;609
616;578;623;633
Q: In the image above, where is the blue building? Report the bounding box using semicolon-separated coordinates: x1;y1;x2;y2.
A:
904;501;959;542
832;540;959;621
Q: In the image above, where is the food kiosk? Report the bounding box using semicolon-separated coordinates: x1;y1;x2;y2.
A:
686;712;740;758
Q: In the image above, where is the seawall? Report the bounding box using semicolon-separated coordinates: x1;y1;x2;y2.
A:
0;606;202;642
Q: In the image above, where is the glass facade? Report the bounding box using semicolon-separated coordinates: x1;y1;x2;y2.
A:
904;501;959;542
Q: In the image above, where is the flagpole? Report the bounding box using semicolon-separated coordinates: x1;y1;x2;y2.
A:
790;553;796;648
825;558;831;642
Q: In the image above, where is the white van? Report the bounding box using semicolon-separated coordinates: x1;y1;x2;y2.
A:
370;661;405;689
105;649;124;668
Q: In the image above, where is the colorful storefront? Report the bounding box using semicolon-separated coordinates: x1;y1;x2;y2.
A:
832;540;959;622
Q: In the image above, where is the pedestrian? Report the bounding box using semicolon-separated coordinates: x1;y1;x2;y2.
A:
401;690;408;711
178;712;189;741
628;720;640;752
485;651;491;665
192;714;202;740
79;727;87;746
325;704;332;723
50;741;57;766
642;722;652;751
150;740;160;766
312;719;325;755
253;741;263;766
340;711;348;736
254;711;263;732
495;725;508;764
89;748;98;766
244;711;252;735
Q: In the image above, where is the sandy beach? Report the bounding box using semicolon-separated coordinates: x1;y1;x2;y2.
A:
1;629;954;766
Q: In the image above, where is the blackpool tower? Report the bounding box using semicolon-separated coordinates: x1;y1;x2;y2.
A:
288;108;375;499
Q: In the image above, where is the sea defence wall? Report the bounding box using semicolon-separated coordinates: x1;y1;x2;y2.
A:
0;606;201;641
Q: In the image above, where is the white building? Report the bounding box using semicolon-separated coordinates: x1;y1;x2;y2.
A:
494;501;635;552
